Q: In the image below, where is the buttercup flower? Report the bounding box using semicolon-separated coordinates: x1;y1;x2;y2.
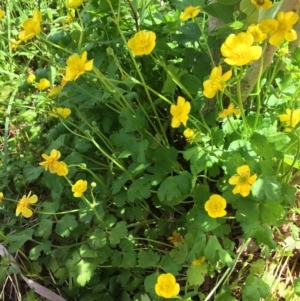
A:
49;107;71;119
229;165;257;197
180;6;201;21
260;11;298;46
218;103;241;119
127;30;156;56
251;0;272;9
52;161;69;176
170;96;191;128
27;73;36;84
0;9;5;19
247;24;267;42
183;128;194;139
279;108;300;132
39;149;61;173
203;65;232;98
192;256;205;266
155;273;180;299
48;86;62;97
65;9;75;22
18;10;42;43
16;192;38;218
65;0;83;8
72;180;88;197
167;230;184;247
64;51;93;81
221;32;262;66
10;39;21;51
0;192;3;203
204;194;227;218
37;78;50;90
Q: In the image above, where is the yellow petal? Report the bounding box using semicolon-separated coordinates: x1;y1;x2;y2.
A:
22;207;33;218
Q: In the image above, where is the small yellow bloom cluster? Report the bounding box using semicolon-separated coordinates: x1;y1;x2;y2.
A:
180;6;200;21
0;192;4;203
155;273;180;298
218;103;241;119
127;30;156;56
72;180;88;197
37;78;51;90
279;109;300;132
65;0;83;8
204;194;227;218
39;149;69;176
16;191;38;218
170;96;191;128
229;165;257;197
18;10;42;43
0;9;5;20
49;107;71;119
247;24;267;43
203;66;232;99
259;11;299;46
192;256;205;266
64;51;93;82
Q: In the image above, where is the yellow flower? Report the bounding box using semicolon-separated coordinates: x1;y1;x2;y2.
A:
36;78;50;90
204;194;227;218
0;192;4;203
279;108;300;132
180;6;201;21
48;86;62;97
247;24;267;42
39;149;61;173
203;65;232;99
49;107;71;119
65;0;83;8
10;39;21;51
221;32;262;66
183;128;194;139
64;51;93;81
218;103;241;119
65;9;75;22
18;10;42;43
167;230;184;247
251;0;272;9
0;9;5;19
260;11;299;46
16;192;38;218
192;256;205;266
155;273;180;299
127;30;156;56
170;96;191;128
27;73;36;84
229;165;257;197
52;161;69;176
72;180;88;197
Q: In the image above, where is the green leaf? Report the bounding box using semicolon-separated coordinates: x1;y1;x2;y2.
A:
183;146;207;175
159;255;181;274
203;3;235;24
169;243;188;264
242;275;270;300
252;176;281;201
157;172;192;204
55;214;78;237
89;229;107;249
23;165;44;182
37;219;53;239
121;251;137;268
29;241;51;260
187;262;207;286
109;221;128;245
138;250;160;268
181;74;201;95
259;200;284;225
250;259;265;276
294;278;300;296
76;260;97;286
250;133;279;158
204;235;233;266
217;0;239;4
162;64;186;94
111;173;130;195
127;177;152;202
6;229;34;252
174;22;201;45
215;285;237;301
